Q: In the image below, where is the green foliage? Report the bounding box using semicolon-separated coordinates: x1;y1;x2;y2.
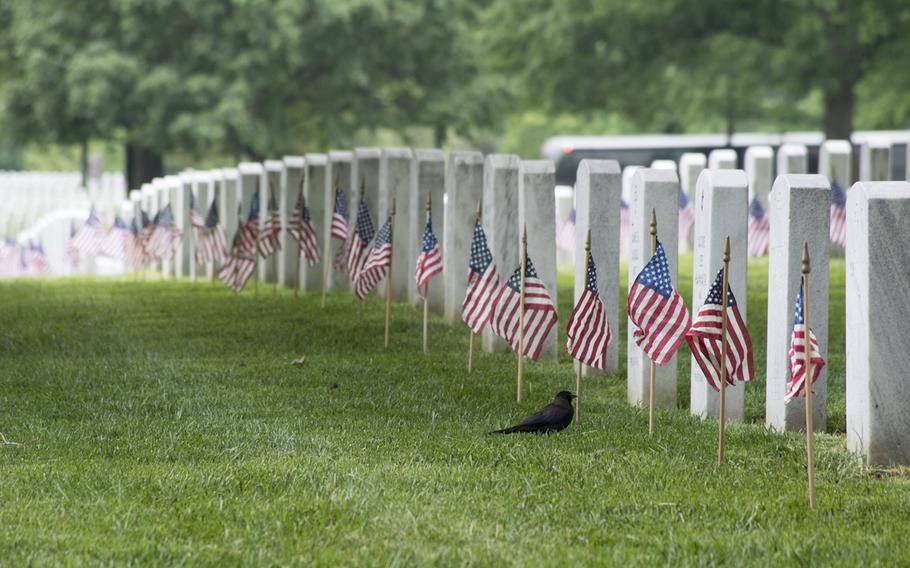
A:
0;259;903;564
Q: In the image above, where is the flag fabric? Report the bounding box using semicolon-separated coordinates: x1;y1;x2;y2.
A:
785;276;826;403
194;199;227;265
685;268;754;390
217;221;258;292
678;187;695;245
566;250;613;369
556;209;576;261
65;222;80;270
287;196;320;265
414;215;443;297
190;193;206;229
71;207;106;255
461;220;499;334
124;216;145;270
0;239;21;277
24;242;50;275
346;199;376;280
829;180;847;248
490;255;558;360
145;204;183;260
627;241;690;365
354;216;392;300
258;192;282;257
331;187;349;240
747;197;770;257
100;216;131;260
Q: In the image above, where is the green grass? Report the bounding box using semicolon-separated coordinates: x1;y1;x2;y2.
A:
0;259;906;565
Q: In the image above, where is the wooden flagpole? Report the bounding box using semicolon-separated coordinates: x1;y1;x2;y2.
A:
211;181;218;287
576;228;592;423
268;173;277;296
802;242;817;509
321;176;337;307
648;208;657;434
516;224;528;404
468;200;481;374
357;179;366;322
717;235;731;465
384;199;396;349
422;193;431;357
295;184;305;297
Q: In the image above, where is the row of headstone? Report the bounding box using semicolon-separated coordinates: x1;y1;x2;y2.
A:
611;160;908;466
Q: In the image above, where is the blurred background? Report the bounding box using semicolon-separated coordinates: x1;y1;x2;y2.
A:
1;0;909;188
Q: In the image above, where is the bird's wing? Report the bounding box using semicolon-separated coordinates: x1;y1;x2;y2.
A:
517;403;567;428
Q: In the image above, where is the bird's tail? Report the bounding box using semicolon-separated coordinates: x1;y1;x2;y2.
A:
489;426;520;434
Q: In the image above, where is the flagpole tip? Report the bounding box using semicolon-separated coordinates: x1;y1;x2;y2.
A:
426;192;432;212
391;198;396;216
649;208;657;237
360;178;365;199
802;242;810;274
522;224;527;244
475;200;482;220
585;228;592;253
723;235;730;263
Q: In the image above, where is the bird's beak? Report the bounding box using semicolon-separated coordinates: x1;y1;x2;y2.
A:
570;394;578;399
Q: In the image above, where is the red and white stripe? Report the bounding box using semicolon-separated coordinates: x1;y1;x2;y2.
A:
354;241;391;300
462;264;498;334
747;215;770;257
414;247;442;298
258;211;281;257
491;276;557;361
786;325;825;403
195;225;227;265
218;222;258;292
686;303;754;391
829;204;846;248
566;289;612;370
288;209;320;266
331;212;348;241
627;282;690;366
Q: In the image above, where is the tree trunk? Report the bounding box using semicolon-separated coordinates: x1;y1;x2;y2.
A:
823;80;855;141
125;142;164;190
433;124;447;148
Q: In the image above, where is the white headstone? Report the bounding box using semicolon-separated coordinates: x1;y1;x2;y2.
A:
351;148;381;239
142;182;159;272
482;154;520;352
765;174;830;432
220;168;240;248
518;160;558;360
708;149;738;170
173;174;194;279
238;162;264;283
690;169;749;421
193;171;214;279
408;149;445;311
846;181;910;465
443;151;484;325
776;144;808;175
378;148;413;301
574;159;621;375
819;140;852;186
260;160;284;284
745;145;774;209
280;156;305;288
301;155;327;290
860;141;890;181
627;168;680;408
325;151;352;291
621;165;641;205
650;160;678;172
153;177;172;277
555;185;574;267
678;153;706;198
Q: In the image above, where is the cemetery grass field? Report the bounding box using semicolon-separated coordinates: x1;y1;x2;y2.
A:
1;256;908;565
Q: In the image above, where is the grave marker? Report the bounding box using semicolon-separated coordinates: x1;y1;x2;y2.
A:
819;140;853;186
708;149;737;170
408;149;445;311
860;141;890;181
302;155;327;290
280;156;305;288
482;154;520;352
745;146;774;209
444;151;484;325
379;147;414;301
777;143;808;175
325;151;352;290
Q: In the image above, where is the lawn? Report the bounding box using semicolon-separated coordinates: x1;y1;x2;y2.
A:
0;257;907;565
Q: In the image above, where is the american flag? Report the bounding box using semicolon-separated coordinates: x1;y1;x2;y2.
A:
461;220;499;334
124;216;146;270
829;179;847;248
685;268;754;390
566;249;613;369
190;193;206;229
65;221;80;270
194;198;227;265
100;216;131;260
678;187;695;245
71;207;106;255
354;216;392;300
218;209;259;292
491;255;558;361
331;187;349;240
747;197;770;257
627;241;690;365
287;195;320;265
785;276;826;403
258;191;282;257
414;214;443;297
25;242;50;275
346;199;375;280
145;204;183;260
556;209;576;261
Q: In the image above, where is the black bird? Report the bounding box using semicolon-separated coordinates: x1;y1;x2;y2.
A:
491;391;576;434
